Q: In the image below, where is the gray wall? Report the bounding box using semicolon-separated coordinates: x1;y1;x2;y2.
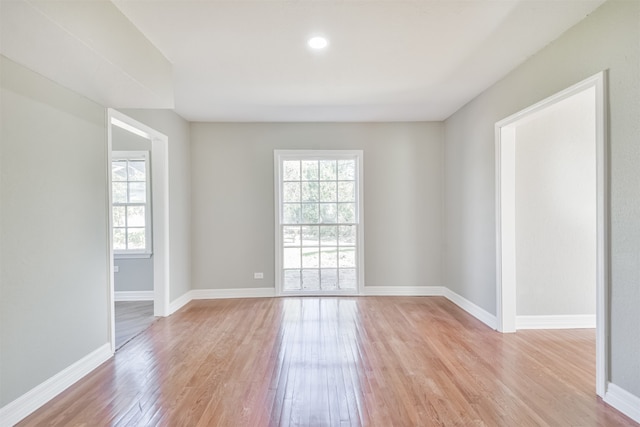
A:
444;0;639;396
0;56;109;406
515;89;596;316
112;125;153;293
114;258;153;292
190;122;443;290
120;109;192;302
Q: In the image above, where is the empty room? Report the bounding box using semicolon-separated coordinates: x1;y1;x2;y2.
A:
1;0;639;426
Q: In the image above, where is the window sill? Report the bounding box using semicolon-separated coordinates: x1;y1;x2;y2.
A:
114;253;152;260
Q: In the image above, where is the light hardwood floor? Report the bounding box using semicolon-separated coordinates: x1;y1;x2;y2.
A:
20;297;638;426
115;301;156;350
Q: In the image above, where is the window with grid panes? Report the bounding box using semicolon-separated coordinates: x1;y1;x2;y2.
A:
112;151;152;256
276;151;362;293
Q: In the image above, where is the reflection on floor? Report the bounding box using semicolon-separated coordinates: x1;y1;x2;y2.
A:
115;301;156;350
21;297;636;426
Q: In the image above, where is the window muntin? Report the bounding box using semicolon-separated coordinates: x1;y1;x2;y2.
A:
276;153;362;293
112;151;151;257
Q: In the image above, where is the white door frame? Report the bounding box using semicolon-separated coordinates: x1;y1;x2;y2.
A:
494;71;608;397
107;109;171;353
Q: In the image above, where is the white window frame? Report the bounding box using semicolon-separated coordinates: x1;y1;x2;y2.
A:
274;150;364;296
112;150;152;259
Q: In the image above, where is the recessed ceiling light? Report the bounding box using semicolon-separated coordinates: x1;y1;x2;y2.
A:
308;36;329;50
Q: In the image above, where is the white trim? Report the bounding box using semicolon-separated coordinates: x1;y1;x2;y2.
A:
112;150;148;161
362;286;445;296
495;126;517;333
114;253;152;260
168;291;193;315
356;152;365;295
494;71;608;397
114;291;154;301
107;109;171;354
274;152;281;296
516;315;596;330
191;288;276;300
604;383;640;424
0;344;112;427
150;129;171;318
594;72;609;399
106;111;116;354
442;288;498;330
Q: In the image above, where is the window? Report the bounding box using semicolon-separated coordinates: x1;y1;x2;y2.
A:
275;150;363;294
112;151;151;257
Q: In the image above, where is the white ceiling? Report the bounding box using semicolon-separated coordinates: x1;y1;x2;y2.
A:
0;0;174;109
1;0;605;122
111;0;604;122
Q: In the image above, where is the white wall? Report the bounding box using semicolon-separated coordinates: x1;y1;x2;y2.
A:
515;88;596;316
0;56;109;406
190;122;443;291
120;109;192;302
444;0;639;396
112;125;153;293
0;0;173;109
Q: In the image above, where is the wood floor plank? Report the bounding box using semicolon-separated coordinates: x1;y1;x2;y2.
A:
17;296;638;427
114;301;156;350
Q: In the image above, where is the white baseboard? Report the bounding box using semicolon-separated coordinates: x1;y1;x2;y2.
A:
114;290;154;301
168;290;193;315
363;286;445;296
0;343;112;427
604;382;640;424
148;285;498;336
516;314;596;330
167;288;278;315
191;287;276;300
442;288;498;330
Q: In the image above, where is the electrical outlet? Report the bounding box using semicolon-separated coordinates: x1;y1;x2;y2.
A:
254;272;264;279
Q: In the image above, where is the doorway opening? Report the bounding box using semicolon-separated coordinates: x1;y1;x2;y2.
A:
107;109;170;352
495;72;608;397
